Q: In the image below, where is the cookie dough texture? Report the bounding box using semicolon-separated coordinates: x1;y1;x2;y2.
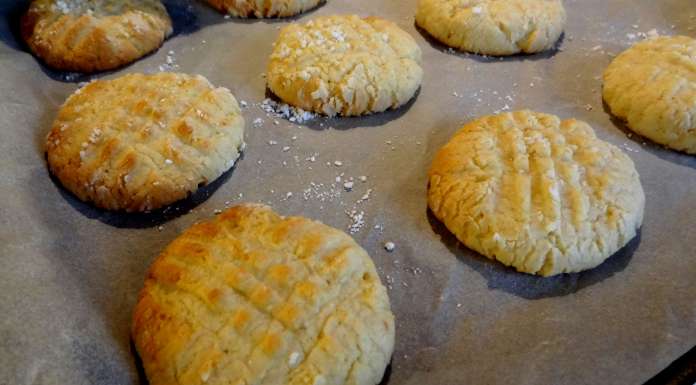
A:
205;0;324;18
132;204;395;385
428;111;645;276
21;0;172;72
267;15;423;117
45;72;245;212
603;35;696;154
415;0;566;55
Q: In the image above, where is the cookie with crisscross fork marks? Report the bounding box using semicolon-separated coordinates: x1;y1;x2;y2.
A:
267;15;423;117
204;0;325;18
415;0;566;56
21;0;172;72
428;111;645;276
45;72;246;212
132;204;395;385
603;35;696;154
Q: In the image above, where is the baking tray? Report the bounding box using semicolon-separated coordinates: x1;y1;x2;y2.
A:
0;0;694;384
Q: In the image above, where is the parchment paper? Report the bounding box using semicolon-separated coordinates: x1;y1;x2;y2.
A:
1;0;694;384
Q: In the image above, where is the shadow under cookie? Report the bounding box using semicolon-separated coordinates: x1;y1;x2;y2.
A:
414;22;565;63
48;158;241;229
201;0;326;22
602;101;696;170
263;87;421;131
427;209;641;300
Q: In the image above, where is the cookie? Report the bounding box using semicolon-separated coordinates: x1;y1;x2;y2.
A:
415;0;566;56
45;73;246;212
204;0;324;18
21;0;172;73
132;204;395;385
603;35;696;154
267;15;423;117
428;110;645;276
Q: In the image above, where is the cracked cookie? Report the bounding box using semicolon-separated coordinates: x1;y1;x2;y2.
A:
267;14;423;117
204;0;325;18
428;110;645;276
132;203;395;385
415;0;566;56
21;0;172;72
603;35;696;154
45;72;246;212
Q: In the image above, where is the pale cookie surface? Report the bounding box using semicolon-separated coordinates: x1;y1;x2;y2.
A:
204;0;324;18
415;0;566;55
21;0;172;72
428;111;645;276
45;73;245;212
132;204;395;385
267;15;423;117
603;35;696;154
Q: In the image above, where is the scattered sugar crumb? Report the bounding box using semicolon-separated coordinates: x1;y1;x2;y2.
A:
346;209;365;234
359;189;373;202
260;98;315;123
159;50;179;72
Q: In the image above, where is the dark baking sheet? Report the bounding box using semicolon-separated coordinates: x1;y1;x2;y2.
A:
0;0;694;384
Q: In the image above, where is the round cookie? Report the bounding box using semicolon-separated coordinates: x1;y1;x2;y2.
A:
132;203;395;385
45;72;246;212
428;110;645;276
603;35;696;154
21;0;172;73
415;0;566;56
267;15;423;117
205;0;324;18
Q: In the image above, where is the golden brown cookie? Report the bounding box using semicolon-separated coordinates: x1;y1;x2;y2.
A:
22;0;172;72
267;15;423;117
428;110;645;276
132;203;395;385
205;0;325;18
415;0;566;55
603;35;696;154
45;72;246;212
